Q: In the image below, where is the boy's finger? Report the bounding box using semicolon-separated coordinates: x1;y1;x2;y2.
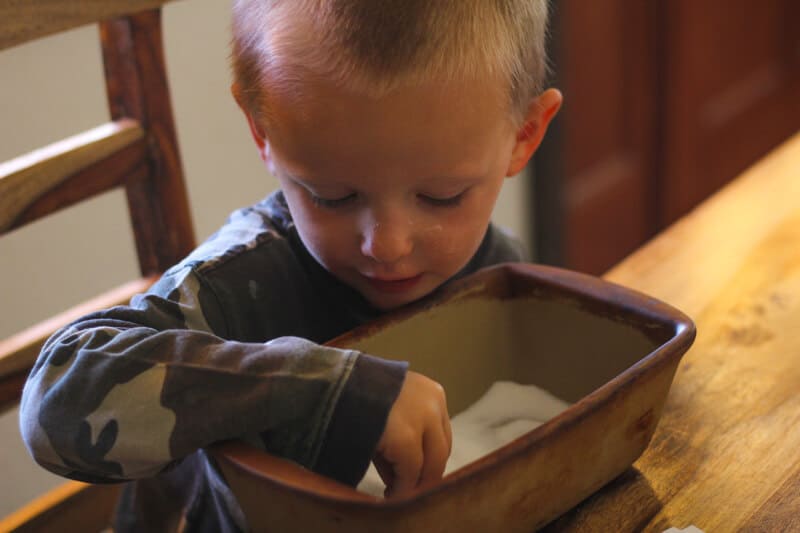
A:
384;435;423;498
442;412;453;456
418;424;449;489
373;455;395;489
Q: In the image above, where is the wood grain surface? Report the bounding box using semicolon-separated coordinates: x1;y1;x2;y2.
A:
0;481;122;532
100;10;196;276
0;0;179;50
544;131;800;531
0;119;144;234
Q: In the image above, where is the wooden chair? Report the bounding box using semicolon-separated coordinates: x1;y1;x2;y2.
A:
0;1;194;530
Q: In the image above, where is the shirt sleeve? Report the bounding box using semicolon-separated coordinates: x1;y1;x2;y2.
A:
19;264;407;486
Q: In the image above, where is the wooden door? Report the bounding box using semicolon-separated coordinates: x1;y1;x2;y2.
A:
534;0;800;274
659;0;800;223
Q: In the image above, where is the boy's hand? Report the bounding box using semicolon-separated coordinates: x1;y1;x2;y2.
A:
373;371;452;498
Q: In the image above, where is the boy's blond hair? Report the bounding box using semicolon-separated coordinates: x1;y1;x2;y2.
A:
231;0;550;126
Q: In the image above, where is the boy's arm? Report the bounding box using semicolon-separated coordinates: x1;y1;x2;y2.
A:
19;265;406;486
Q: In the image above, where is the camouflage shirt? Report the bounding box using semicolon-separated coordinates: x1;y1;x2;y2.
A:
19;190;527;532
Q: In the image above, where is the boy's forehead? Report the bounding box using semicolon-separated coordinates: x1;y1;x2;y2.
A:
262;75;508;134
256;72;509;131
256;75;514;182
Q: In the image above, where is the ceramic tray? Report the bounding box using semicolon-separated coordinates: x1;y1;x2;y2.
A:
212;263;696;532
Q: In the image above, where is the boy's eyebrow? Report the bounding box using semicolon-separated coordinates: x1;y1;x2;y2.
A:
282;171;336;188
277;168;317;184
280;166;486;187
422;175;484;185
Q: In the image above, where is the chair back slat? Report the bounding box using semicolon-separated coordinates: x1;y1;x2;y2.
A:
0;481;123;532
0;120;144;235
0;0;179;50
1;1;193;526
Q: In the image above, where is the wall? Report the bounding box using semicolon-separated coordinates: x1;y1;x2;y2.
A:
0;1;532;516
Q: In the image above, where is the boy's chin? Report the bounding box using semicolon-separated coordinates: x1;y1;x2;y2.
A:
357;277;443;311
361;290;422;311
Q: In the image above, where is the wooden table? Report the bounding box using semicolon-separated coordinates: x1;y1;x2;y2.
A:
543;131;800;532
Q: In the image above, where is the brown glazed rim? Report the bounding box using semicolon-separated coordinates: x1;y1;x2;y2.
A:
211;262;697;509
331;262;694;348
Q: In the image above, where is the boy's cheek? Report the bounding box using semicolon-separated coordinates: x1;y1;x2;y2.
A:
419;221;478;260
421;224;460;254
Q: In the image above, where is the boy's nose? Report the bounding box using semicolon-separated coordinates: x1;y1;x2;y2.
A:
360;220;414;264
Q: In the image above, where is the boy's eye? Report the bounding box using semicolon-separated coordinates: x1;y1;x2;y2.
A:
419;191;465;207
310;193;357;209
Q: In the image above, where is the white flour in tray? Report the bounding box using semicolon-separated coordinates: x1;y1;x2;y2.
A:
357;380;571;497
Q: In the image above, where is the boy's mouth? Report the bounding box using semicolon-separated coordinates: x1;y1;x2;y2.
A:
363;274;423;293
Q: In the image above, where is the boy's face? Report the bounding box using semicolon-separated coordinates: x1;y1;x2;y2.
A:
239;78;559;310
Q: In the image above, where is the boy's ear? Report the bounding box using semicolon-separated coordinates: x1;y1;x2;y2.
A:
231;82;270;163
506;88;562;177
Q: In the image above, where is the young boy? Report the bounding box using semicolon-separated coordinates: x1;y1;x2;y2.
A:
20;0;561;530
